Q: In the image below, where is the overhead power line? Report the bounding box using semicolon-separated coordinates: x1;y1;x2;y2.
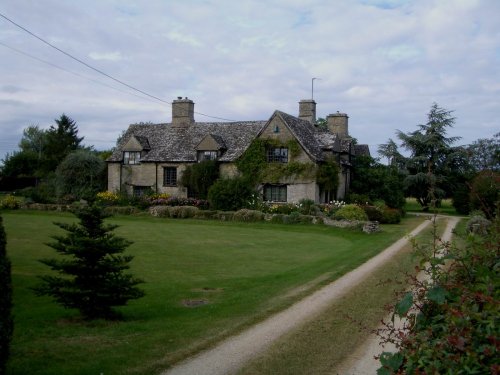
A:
0;41;160;104
0;12;237;122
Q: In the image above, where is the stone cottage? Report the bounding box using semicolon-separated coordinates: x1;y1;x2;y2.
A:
106;97;369;203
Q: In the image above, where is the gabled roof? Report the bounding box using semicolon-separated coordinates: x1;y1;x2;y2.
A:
108;121;266;163
354;144;371;156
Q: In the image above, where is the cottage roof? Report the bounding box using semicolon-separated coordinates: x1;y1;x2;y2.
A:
108;121;266;163
272;111;327;161
354;144;371;156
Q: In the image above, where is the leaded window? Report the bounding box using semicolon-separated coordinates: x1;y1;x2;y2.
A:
267;147;288;163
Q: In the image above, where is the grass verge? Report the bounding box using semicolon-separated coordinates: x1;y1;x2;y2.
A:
4;210;425;375
237;217;449;375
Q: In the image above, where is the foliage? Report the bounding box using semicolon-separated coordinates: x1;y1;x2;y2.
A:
469;170;500;219
147;195;209;209
318;200;346;216
236;138;310;182
40;114;84;175
149;205;199;219
55;150;106;201
334;204;368;221
0;215;13;375
0;195;23;210
33;205;144;319
233;209;264;222
466;215;491;235
297;199;317;215
179;160;219;199
18;125;47;155
316;157;340;192
452;183;471;215
96;191;120;206
350;155;406;209
17;182;56;204
397;103;463;210
380;208;402;224
362;205;383;222
378;216;499;374
467;132;500;172
0;150;39;178
208;177;256;211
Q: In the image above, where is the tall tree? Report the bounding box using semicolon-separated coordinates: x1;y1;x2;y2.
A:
0;214;13;374
397;103;461;210
467;132;500;172
41;114;83;174
34;205;144;320
378;138;405;168
18;125;47;157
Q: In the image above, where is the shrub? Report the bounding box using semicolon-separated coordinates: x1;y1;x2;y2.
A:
380;207;402;224
0;215;13;374
103;206;140;216
466;215;491;235
469;170;499;219
233;209;264;222
334;204;368;221
212;211;235;221
297;199;317;215
347;193;372;206
96;191;120;206
270;214;285;223
362;205;383;222
193;210;217;220
208;177;255;211
0;195;22;209
452;183;471;215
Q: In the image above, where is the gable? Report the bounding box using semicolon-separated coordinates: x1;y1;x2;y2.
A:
196;134;227;151
122;136;145;152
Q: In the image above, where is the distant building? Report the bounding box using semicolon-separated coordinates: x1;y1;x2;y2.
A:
107;98;369;203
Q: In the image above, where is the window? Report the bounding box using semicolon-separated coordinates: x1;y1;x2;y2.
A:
264;185;287;202
267;147;288;163
163;167;177;186
197;150;218;161
123;151;141;165
133;186;149;197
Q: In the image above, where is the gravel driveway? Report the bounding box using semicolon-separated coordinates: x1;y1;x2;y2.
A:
163;218;435;375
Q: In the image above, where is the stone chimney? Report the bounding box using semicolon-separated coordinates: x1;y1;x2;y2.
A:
172;97;194;128
327;112;349;137
298;99;316;124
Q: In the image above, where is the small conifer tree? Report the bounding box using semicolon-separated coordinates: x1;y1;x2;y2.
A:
0;214;13;374
34;205;144;319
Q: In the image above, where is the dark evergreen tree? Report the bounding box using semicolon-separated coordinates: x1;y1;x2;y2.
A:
41;114;84;174
0;214;13;374
396;103;461;210
34;205;144;319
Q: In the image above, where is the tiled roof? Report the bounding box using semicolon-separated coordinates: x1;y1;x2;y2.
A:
108;121;266;163
108;110;367;164
354;144;371;156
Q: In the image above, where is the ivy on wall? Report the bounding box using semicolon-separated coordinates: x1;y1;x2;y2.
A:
236;138;315;183
316;157;340;192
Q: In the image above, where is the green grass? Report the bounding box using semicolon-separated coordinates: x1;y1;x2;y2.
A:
238;217;451;375
3;210;425;375
404;197;462;216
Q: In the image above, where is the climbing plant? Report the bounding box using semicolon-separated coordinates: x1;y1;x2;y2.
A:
316;157;340;192
180;160;219;199
236;138;313;182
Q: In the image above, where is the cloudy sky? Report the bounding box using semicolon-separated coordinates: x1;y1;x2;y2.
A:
1;0;499;162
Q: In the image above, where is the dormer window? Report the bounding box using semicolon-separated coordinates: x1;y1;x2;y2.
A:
123;151;141;165
267;147;288;163
197;150;218;161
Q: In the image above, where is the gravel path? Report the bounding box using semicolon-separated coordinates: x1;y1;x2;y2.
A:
163;219;433;375
336;216;460;375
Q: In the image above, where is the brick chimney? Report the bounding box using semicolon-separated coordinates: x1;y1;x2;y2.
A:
298;99;316;124
327;112;348;137
172;97;194;128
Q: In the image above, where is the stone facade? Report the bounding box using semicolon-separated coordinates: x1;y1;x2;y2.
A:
107;97;369;203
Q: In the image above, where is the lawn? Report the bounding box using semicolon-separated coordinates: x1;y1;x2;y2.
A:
404;197;461;216
3;210;425;375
